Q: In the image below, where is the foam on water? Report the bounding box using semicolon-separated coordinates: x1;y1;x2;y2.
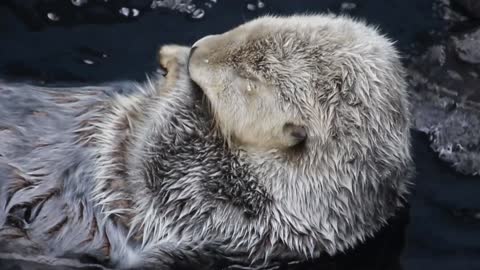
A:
150;0;265;20
245;0;266;11
47;12;60;21
71;0;88;7
34;0;266;24
119;7;130;17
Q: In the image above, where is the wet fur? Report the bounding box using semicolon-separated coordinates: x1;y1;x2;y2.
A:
0;15;413;269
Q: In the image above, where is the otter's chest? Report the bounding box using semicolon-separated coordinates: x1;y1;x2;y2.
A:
140;126;271;219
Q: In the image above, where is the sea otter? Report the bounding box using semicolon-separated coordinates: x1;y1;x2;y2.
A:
0;15;412;269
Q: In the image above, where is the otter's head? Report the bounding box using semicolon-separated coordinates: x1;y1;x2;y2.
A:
187;15;412;256
188;14;410;156
188;17;315;150
189;16;408;156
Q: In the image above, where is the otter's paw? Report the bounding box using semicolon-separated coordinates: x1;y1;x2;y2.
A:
158;45;190;72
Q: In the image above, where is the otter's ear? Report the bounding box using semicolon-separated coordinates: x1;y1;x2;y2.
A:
283;123;307;147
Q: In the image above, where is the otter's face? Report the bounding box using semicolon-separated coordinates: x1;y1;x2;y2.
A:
188;15;408;155
188;25;309;150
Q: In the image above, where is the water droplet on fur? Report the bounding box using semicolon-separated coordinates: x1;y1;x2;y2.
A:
47;12;59;21
247;3;256;11
119;7;130;17
83;59;95;65
191;8;205;19
257;0;265;9
71;0;88;7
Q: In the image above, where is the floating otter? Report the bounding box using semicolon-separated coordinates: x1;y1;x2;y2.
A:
0;15;413;269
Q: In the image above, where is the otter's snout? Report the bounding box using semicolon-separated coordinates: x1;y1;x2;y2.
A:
188;34;225;94
188;34;220;71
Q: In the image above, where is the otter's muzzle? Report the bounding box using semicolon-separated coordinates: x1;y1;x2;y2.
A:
188;34;221;73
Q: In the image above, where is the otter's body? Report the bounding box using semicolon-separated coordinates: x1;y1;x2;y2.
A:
0;15;412;269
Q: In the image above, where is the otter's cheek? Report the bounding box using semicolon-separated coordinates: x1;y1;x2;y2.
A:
188;59;224;99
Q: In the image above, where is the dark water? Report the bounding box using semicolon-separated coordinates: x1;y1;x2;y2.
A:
0;0;446;84
0;0;479;269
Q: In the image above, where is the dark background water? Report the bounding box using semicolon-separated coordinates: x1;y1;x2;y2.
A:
0;0;480;269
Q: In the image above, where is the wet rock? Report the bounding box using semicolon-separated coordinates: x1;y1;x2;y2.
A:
452;0;480;19
452;28;480;64
409;82;480;175
424;45;447;66
447;69;463;80
434;0;468;23
408;27;480;175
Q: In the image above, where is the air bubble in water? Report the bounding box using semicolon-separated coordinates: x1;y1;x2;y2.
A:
210;0;217;3
340;2;357;12
154;0;174;8
246;3;256;11
119;7;130;17
257;0;265;9
205;2;213;8
191;8;205;19
71;0;88;7
83;59;95;65
132;8;140;17
47;12;59;21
